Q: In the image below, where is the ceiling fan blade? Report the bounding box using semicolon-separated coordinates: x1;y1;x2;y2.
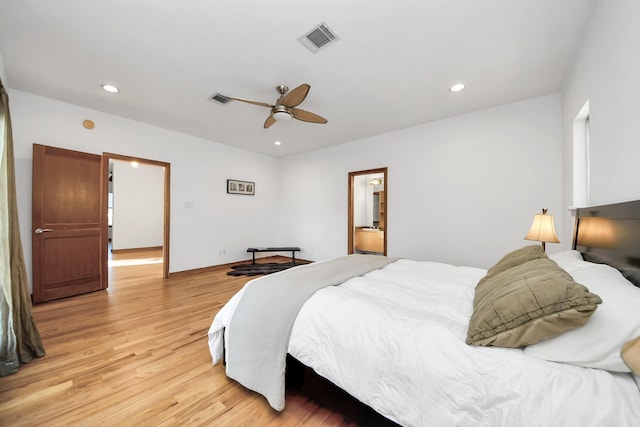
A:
225;96;273;109
291;108;328;124
281;84;310;108
264;114;276;128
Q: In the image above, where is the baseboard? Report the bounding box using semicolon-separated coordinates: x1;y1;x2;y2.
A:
168;261;242;277
110;246;162;254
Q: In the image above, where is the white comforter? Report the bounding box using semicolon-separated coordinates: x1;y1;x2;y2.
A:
210;259;640;427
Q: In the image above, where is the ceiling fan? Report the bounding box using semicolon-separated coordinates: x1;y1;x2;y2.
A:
224;83;328;129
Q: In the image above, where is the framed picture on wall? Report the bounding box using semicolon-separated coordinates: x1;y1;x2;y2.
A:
227;179;255;195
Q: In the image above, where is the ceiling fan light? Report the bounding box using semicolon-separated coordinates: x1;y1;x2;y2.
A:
273;110;292;121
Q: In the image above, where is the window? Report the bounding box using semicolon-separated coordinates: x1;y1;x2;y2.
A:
108;192;114;226
573;101;590;207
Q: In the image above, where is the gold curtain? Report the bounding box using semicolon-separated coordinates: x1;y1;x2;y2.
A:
0;80;45;377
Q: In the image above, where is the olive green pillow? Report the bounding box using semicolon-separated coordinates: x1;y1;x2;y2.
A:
483;245;547;279
466;255;602;347
622;336;640;374
622;337;640;389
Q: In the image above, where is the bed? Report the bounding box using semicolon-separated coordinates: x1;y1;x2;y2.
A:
208;200;640;426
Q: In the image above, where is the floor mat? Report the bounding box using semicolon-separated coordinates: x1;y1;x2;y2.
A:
227;262;297;276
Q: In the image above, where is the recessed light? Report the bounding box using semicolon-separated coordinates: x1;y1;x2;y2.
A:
449;83;465;93
101;84;120;93
274;141;282;146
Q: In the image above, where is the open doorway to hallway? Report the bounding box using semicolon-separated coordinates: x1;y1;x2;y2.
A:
104;153;170;279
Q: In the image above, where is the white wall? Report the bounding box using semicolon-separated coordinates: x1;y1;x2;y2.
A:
9;90;280;287
111;160;164;250
279;94;563;269
4;0;636;288
0;51;6;84
561;0;640;236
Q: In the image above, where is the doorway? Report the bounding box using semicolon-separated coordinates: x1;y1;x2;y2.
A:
103;153;170;279
348;167;387;256
32;145;171;303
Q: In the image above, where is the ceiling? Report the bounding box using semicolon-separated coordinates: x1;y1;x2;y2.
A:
0;0;595;157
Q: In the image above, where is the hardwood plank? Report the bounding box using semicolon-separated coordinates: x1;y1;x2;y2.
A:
0;251;357;426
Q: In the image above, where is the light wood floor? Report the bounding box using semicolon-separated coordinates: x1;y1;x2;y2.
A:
0;249;357;426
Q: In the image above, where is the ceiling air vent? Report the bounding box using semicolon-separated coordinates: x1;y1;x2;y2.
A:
210;93;231;104
298;22;339;53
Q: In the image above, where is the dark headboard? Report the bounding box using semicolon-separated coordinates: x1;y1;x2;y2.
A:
572;200;640;287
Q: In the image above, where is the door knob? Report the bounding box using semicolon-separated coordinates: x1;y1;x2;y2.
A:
35;228;53;234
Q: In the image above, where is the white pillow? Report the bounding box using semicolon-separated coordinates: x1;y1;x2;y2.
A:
548;249;583;264
525;252;640;372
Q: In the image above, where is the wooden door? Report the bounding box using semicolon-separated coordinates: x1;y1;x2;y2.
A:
32;144;107;303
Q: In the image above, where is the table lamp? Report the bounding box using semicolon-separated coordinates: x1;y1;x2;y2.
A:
524;208;560;251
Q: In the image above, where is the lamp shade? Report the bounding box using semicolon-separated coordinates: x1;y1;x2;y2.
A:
524;209;560;244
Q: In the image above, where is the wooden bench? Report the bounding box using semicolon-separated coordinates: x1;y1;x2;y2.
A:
247;247;301;265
